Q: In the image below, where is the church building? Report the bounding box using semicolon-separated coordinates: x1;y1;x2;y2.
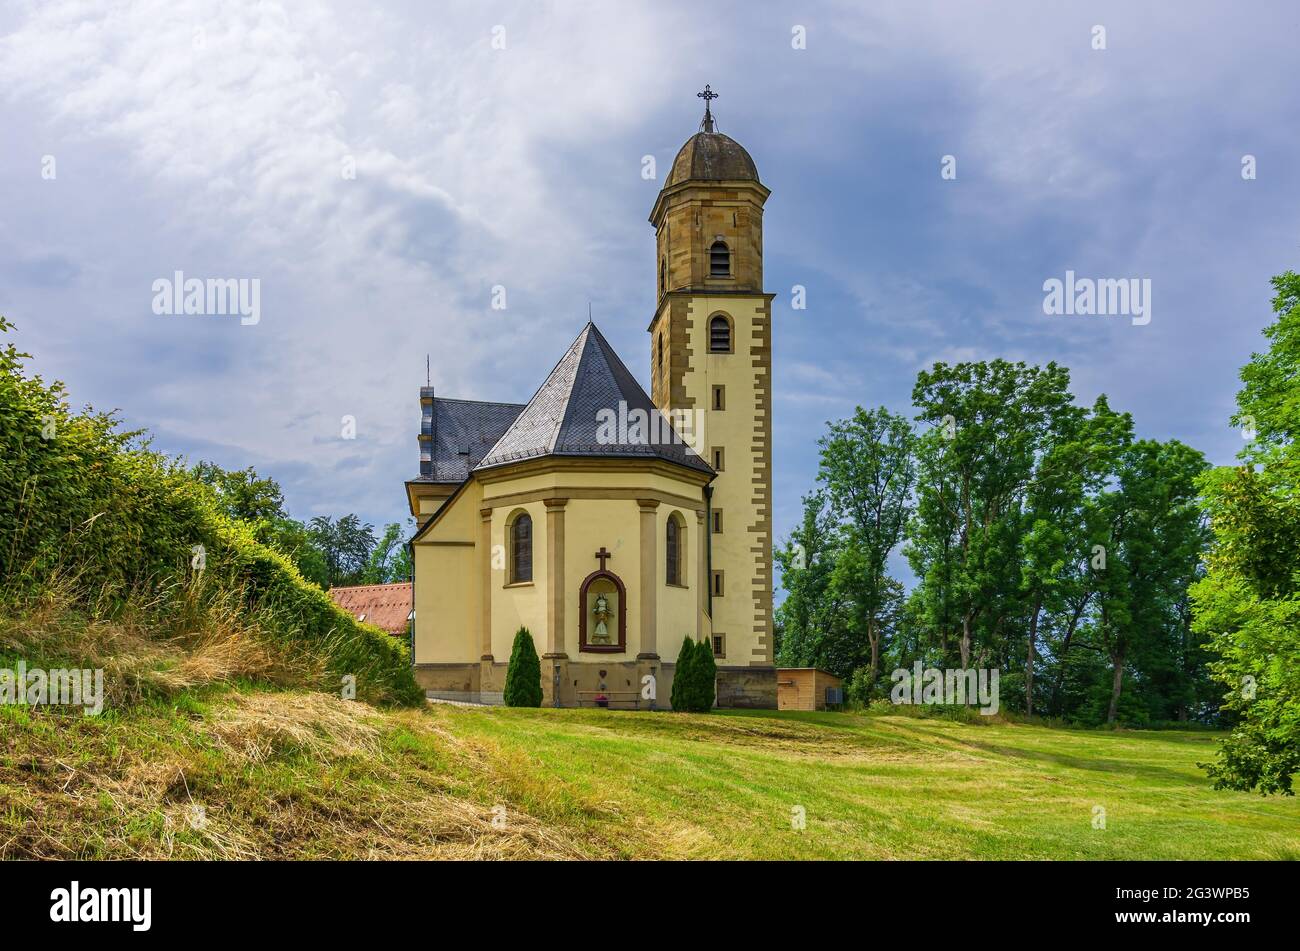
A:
406;90;775;708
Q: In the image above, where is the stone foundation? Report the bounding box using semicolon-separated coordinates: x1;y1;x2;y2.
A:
414;660;776;709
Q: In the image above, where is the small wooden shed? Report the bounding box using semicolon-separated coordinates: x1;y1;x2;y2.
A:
776;668;844;711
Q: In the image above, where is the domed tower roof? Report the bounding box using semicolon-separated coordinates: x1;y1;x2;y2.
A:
663;84;760;187
664;131;759;187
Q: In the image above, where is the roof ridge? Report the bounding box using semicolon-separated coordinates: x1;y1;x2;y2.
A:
330;582;412;591
551;324;599;453
433;396;527;407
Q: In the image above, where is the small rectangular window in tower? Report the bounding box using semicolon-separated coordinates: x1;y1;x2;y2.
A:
711;570;725;597
712;385;725;411
712;634;726;659
712;447;725;472
711;509;723;534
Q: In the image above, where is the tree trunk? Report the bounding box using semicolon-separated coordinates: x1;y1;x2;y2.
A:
1026;597;1042;717
1050;595;1088;716
960;613;972;669
1106;648;1124;725
868;629;880;690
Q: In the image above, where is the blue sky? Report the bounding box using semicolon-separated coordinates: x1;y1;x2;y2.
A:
2;0;1298;589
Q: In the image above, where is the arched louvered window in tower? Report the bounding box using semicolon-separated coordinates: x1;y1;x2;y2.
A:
709;240;731;277
709;315;731;353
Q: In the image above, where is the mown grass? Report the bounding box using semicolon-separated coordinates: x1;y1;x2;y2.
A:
431;705;1300;860
5;686;1297;860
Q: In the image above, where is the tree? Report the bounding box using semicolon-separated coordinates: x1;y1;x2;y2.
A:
775;491;843;669
308;514;377;587
908;360;1076;671
503;626;542;707
670;636;697;711
193;461;287;524
1093;439;1208;723
816;407;916;688
360;521;413;584
263;517;331;588
191;461;332;587
1192;271;1300;793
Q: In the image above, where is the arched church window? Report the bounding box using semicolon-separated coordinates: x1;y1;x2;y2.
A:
510;512;532;583
666;513;685;585
658;334;664;377
660;257;667;295
709;240;731;278
709;314;732;353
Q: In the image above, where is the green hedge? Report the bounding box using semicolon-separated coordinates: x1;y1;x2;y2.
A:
0;316;421;706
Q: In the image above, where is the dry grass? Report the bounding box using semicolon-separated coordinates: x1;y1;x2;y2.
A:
0;687;607;860
0;576;318;707
0;580;613;860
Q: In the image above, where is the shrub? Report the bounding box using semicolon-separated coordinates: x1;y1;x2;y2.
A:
503;626;542;707
670;635;715;712
0;316;422;706
692;636;717;711
670;635;696;710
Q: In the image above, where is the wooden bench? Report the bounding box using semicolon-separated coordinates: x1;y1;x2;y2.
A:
575;690;644;710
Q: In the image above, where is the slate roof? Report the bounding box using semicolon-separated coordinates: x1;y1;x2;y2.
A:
329;582;412;637
664;131;760;188
417;397;525;484
475;322;712;475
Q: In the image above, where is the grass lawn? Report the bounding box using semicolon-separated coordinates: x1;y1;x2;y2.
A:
4;690;1297;860
435;704;1300;860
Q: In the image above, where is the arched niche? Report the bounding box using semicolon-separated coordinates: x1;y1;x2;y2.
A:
579;569;627;653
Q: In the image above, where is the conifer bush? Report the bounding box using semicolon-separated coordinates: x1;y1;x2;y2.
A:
503;626;542;707
670;635;696;710
692;636;717;711
670;635;715;712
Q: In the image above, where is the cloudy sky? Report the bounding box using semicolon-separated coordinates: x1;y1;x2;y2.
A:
3;0;1298;585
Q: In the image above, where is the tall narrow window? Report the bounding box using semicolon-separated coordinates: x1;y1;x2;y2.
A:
709;315;731;353
510;512;532;583
666;515;682;585
712;385;725;410
660;257;667;295
709;240;730;277
658;334;665;378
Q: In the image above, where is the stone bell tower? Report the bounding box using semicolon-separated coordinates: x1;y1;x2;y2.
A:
648;85;775;706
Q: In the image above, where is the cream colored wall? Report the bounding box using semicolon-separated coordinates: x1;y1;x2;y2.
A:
413;463;709;669
683;295;772;666
412;481;482;663
561;498;641;660
656;505;700;661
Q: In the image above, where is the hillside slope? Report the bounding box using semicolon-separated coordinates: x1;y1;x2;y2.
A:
5;682;1297;860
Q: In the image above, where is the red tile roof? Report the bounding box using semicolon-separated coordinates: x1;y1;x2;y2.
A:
328;582;413;637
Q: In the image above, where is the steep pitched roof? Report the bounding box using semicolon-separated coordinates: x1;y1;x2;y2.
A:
475;322;712;475
328;582;413;637
417;397;525;484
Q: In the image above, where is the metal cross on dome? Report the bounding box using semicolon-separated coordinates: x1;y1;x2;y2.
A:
697;84;718;132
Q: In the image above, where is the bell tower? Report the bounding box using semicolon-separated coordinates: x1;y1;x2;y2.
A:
649;86;775;705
